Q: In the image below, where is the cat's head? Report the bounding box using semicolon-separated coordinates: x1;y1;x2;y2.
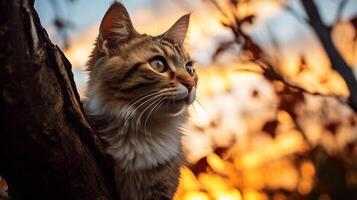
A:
86;2;197;119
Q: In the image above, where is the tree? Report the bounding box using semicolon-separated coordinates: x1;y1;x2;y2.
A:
0;0;116;199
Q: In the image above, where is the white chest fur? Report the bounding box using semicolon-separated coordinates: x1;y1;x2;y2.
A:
105;126;182;170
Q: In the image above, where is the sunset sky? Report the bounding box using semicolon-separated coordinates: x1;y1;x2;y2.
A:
35;0;357;70
34;0;357;98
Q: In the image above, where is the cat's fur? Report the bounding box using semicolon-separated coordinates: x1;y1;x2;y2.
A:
84;2;197;199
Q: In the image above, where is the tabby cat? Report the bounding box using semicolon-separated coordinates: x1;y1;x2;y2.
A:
84;2;197;200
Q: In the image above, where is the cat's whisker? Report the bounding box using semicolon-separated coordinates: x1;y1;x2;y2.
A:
135;92;171;135
116;93;159;135
122;88;174;114
117;93;160;135
125;89;172;120
119;89;173;132
120;89;164;118
122;90;172;135
122;94;162;135
191;102;198;115
134;96;162;136
194;98;212;117
125;88;164;106
189;98;215;123
141;97;163;136
143;97;167;136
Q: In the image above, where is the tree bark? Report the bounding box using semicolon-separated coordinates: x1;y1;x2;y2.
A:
0;0;115;199
301;0;357;111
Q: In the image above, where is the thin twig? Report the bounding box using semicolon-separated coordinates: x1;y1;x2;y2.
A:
256;59;347;102
335;0;349;23
283;4;312;26
206;0;231;20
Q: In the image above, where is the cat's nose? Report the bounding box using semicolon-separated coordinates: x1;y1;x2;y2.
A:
175;72;195;92
182;82;194;92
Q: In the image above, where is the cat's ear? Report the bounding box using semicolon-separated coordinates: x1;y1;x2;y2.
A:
162;14;190;46
98;2;138;54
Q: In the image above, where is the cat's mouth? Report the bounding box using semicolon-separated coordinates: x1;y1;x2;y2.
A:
166;94;189;104
166;86;196;105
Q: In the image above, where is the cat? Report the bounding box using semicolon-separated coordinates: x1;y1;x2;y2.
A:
84;2;197;200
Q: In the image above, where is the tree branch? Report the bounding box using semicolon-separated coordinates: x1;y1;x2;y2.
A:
208;0;353;111
301;0;357;111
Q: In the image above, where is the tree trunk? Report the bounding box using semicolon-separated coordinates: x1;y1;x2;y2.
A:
301;0;357;111
0;0;115;199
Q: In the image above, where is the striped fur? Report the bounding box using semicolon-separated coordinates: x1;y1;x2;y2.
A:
84;2;197;200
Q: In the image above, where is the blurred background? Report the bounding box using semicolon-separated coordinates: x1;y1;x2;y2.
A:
2;0;356;200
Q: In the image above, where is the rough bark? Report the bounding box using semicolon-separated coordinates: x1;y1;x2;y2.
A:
0;0;115;199
301;0;357;111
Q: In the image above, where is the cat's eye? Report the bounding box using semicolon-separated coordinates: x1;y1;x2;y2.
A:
150;56;168;73
185;62;194;76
